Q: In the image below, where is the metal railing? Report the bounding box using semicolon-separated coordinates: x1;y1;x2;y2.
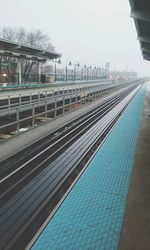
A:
0;87;110;134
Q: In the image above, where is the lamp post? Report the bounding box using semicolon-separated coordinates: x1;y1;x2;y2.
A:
73;61;80;82
83;64;87;81
89;65;92;80
65;60;72;82
98;67;101;80
94;67;97;80
105;68;107;79
74;65;76;82
93;66;96;80
85;65;89;81
101;68;104;79
54;58;61;82
80;64;85;81
93;67;95;80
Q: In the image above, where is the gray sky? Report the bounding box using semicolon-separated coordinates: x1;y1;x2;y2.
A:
0;0;149;76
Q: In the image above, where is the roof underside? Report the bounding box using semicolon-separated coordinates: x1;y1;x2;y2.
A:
129;0;150;61
0;38;61;61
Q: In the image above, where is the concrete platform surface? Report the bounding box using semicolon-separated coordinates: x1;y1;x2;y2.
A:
119;82;150;250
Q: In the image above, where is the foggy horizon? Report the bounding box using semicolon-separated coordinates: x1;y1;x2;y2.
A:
0;0;149;76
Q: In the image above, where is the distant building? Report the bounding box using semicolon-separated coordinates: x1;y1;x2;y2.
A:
109;70;137;82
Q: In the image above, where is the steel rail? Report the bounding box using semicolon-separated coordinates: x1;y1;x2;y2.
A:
0;95;119;182
0;90;129;200
0;87;122;176
1;86;141;215
0;85;130;175
0;82;139;162
0;85;137;187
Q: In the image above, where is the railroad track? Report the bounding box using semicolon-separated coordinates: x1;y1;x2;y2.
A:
0;81;140;135
0;82;142;250
0;84;138;188
0;81;142;179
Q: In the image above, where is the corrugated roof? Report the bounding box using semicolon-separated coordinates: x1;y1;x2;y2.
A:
129;0;150;61
0;38;61;61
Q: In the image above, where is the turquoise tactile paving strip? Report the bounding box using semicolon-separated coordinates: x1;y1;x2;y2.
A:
32;84;146;250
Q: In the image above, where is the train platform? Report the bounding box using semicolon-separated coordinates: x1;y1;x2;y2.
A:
29;84;147;249
119;83;150;250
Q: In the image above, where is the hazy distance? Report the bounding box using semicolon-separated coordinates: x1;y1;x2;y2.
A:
0;0;149;76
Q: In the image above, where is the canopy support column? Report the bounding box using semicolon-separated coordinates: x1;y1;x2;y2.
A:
38;61;41;84
18;59;22;85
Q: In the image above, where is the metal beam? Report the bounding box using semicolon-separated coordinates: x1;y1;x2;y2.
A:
0;38;61;61
133;18;141;37
129;0;150;62
129;0;135;10
12;45;21;49
138;35;150;43
143;55;150;61
0;48;50;61
141;47;150;53
142;51;150;59
131;10;150;22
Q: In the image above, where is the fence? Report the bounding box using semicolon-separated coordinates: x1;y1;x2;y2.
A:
0;86;110;135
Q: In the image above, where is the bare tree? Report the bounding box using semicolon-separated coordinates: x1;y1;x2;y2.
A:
15;27;27;44
26;29;55;50
0;27;55;51
0;27;17;41
0;27;55;83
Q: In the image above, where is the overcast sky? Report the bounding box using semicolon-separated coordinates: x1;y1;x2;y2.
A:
0;0;149;76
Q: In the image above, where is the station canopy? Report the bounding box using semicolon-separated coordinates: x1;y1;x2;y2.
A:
129;0;150;61
0;38;61;62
